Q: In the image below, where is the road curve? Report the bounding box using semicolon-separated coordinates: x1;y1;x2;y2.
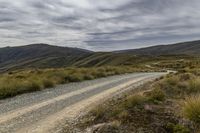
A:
0;72;166;133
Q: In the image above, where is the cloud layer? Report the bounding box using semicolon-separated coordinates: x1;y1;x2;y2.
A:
0;0;200;51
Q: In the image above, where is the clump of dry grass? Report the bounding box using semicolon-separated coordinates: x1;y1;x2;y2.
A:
182;95;200;123
145;88;165;102
0;77;43;98
188;78;200;93
121;94;146;109
42;79;55;88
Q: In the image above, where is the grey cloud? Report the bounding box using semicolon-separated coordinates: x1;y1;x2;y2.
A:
0;0;200;51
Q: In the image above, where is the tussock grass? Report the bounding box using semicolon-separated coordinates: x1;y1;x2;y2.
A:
88;85;168;124
145;88;165;102
154;73;200;98
189;78;200;93
88;94;147;124
0;78;43;98
0;66;142;99
166;123;190;133
42;79;55;88
182;95;200;123
110;95;146;120
121;94;146;109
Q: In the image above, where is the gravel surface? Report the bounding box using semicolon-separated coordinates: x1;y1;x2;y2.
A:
0;72;166;133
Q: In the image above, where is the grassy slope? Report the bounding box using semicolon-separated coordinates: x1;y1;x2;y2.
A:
73;52;197;67
1;40;200;72
119;40;200;55
0;44;92;72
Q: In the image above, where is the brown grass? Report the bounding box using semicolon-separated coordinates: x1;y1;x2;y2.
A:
182;95;200;123
0;66;144;99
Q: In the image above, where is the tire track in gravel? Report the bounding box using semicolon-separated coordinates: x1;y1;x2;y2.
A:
0;78;128;124
0;73;146;133
0;73;166;133
0;73;143;114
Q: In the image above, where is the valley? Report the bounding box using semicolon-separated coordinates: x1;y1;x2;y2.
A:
0;40;200;133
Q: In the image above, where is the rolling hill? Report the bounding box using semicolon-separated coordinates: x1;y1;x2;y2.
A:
117;40;200;55
73;40;200;67
0;44;92;72
0;40;199;72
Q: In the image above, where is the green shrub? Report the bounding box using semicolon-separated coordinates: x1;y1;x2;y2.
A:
84;75;95;80
122;94;146;109
92;72;107;78
26;81;43;92
182;95;200;123
166;123;190;133
165;76;179;86
64;74;84;82
42;79;55;88
146;88;165;102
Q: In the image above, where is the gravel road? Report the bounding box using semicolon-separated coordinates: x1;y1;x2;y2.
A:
0;72;166;133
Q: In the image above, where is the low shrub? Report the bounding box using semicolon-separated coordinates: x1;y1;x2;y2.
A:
26;81;43;92
165;76;179;86
145;88;165;102
64;74;84;82
122;94;146;109
42;79;55;88
92;71;107;78
166;123;190;133
83;75;95;80
188;78;200;93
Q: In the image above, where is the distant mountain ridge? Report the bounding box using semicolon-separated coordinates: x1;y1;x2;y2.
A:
0;43;92;71
0;40;199;72
117;40;200;55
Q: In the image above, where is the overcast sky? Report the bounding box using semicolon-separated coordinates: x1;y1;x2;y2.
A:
0;0;200;51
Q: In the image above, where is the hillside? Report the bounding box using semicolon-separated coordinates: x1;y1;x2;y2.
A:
73;52;161;67
69;40;200;67
0;40;199;72
117;40;200;55
0;44;92;72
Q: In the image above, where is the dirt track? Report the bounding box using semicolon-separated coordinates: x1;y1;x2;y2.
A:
0;72;165;133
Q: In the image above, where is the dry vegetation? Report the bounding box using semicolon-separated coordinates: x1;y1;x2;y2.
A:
0;55;198;100
66;60;200;133
0;66;153;99
1;54;200;132
183;95;200;123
